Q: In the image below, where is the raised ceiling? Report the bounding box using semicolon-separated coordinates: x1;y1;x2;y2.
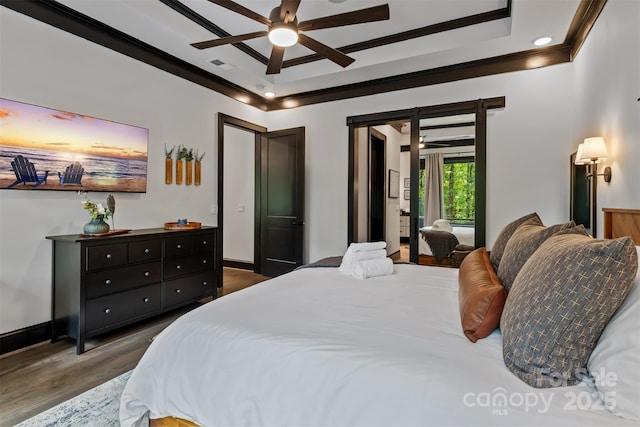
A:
2;0;604;110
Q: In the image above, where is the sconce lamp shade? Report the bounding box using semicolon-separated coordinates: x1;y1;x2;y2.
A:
580;137;608;163
574;143;586;165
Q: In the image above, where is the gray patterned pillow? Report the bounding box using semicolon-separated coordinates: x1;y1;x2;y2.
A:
501;234;638;388
497;221;581;292
490;213;542;271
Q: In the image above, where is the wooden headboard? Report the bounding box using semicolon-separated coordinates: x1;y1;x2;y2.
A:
603;208;640;245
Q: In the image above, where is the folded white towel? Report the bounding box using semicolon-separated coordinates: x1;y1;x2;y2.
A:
432;219;453;233
339;247;387;276
351;257;394;280
349;241;387;252
354;249;387;261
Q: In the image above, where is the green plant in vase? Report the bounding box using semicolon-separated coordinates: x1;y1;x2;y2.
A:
195;150;205;186
165;144;175;184
185;148;194;185
79;191;112;234
176;145;188;185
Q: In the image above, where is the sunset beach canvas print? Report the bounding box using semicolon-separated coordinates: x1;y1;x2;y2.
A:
0;98;148;192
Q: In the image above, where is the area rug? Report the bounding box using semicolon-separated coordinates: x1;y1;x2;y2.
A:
16;370;131;427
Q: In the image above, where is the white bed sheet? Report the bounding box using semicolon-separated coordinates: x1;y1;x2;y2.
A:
419;226;475;256
120;264;634;427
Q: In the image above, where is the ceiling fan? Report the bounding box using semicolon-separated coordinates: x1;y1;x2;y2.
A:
190;0;390;74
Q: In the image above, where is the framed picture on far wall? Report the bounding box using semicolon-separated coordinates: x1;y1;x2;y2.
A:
404;178;410;188
404;190;410;200
388;169;399;198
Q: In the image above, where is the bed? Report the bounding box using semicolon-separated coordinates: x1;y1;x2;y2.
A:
120;209;640;427
419;225;475;265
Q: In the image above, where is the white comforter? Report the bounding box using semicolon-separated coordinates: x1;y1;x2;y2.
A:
120;264;633;427
419;226;475;256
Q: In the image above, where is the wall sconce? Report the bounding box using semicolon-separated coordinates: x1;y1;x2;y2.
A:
575;137;612;182
574;136;612;237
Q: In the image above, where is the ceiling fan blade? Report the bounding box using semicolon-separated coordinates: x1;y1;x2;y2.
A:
297;33;355;68
298;4;389;32
279;0;301;23
266;45;286;74
206;0;271;26
191;31;268;49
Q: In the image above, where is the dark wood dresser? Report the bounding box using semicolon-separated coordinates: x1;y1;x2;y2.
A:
46;227;217;354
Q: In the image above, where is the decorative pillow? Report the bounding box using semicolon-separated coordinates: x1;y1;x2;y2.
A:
501;234;638;388
497;221;582;292
432;219;453;233
490;212;542;271
458;248;507;343
587;246;640;420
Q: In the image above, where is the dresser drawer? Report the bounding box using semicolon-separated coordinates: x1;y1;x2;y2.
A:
193;232;215;254
164;270;215;308
85;261;161;299
128;239;162;263
164;253;213;280
85;284;162;333
164;235;194;258
86;243;128;271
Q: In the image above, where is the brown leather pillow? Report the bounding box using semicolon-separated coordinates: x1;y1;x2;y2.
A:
458;247;507;342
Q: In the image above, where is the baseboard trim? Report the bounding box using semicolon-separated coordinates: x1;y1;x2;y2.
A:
223;259;254;271
0;322;51;355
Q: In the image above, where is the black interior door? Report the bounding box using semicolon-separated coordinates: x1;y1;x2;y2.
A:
259;127;305;277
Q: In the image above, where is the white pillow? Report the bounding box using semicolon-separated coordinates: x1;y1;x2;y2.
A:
587;246;640;420
432;219;453;233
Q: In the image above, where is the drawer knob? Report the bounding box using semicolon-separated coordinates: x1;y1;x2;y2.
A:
144;248;150;254
105;279;112;285
143;297;149;303
176;265;181;270
144;271;150;277
176;244;182;249
176;289;181;293
106;254;112;259
104;308;111;314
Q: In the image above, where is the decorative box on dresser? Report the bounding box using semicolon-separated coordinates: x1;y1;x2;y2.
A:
46;227;217;354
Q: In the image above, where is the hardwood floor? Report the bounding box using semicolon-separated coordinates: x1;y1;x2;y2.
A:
0;267;270;427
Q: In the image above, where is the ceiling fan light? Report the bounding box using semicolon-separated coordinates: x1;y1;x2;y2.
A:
269;24;298;47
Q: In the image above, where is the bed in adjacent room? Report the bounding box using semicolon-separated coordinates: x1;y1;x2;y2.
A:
120;209;640;427
418;220;475;265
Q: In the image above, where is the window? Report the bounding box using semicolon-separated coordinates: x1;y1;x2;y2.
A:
443;157;475;225
419;156;475;226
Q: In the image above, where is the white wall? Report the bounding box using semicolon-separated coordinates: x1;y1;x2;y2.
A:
570;0;640;237
267;61;577;262
0;8;264;333
1;1;638;334
222;126;255;262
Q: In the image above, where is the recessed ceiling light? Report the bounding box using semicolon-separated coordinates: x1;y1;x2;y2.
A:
533;36;552;46
328;0;347;3
264;91;276;98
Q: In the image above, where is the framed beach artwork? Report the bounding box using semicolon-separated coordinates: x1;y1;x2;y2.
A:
0;97;148;192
